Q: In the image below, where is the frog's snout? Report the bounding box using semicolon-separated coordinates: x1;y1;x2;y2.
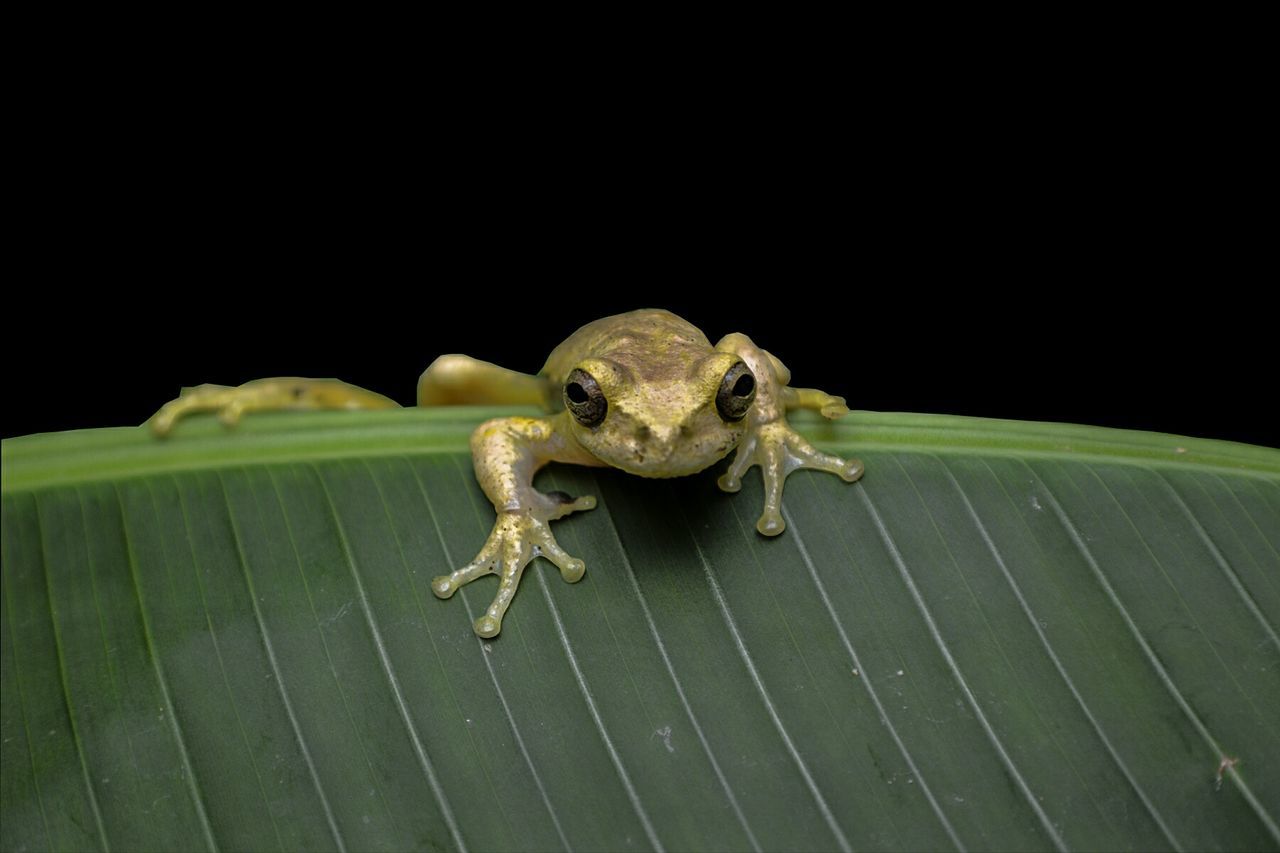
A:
631;423;681;461
640;423;680;448
613;423;708;478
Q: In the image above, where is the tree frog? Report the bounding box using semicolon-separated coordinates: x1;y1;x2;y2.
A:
152;309;863;638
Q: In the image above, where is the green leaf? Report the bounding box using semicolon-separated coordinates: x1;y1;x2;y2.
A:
3;409;1278;852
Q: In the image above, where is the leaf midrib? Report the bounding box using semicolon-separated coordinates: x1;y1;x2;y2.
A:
3;408;1277;494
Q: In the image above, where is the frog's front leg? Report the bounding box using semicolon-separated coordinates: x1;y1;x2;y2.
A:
715;333;864;536
433;414;600;638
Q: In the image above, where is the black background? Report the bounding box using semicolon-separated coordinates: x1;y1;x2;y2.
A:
9;261;1271;448
6;44;1273;449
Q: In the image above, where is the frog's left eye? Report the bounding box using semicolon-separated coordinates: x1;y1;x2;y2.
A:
716;362;756;422
564;368;608;428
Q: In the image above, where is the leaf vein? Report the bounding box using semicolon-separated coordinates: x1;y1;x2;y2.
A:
312;464;467;853
543;471;659;737
956;459;1179;849
263;468;401;834
1081;466;1277;741
35;494;111;851
175;476;286;852
1028;463;1280;843
535;569;665;852
857;487;1067;853
897;455;1126;840
411;457;571;852
1155;472;1280;652
217;471;347;852
587;472;761;852
1217;475;1280;564
72;488;150;812
360;458;516;850
675;494;852;853
1;498;56;851
723;488;893;839
116;484;219;851
782;502;964;852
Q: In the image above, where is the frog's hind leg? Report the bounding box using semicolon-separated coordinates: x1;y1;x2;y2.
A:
782;386;851;419
150;378;399;437
418;355;551;408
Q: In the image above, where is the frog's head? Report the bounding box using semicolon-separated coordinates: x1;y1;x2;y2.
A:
561;352;754;477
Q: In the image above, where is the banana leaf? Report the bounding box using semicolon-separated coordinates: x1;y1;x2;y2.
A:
3;409;1278;852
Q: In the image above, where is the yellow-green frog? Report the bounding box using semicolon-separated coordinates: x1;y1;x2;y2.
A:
152;309;863;638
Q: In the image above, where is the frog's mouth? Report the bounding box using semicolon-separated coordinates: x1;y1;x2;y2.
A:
613;458;716;479
605;438;739;479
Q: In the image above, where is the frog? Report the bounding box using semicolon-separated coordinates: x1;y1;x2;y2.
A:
151;309;863;638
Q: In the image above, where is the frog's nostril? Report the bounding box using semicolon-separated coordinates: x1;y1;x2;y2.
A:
636;425;651;441
649;425;677;444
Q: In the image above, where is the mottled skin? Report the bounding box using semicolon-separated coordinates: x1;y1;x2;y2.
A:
152;309;863;638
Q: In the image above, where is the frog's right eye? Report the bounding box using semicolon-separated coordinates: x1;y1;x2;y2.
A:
564;368;607;427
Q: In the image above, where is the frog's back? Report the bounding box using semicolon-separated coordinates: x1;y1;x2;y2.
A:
540;309;711;385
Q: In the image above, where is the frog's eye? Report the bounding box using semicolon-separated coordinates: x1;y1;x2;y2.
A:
716;362;756;422
564;368;607;428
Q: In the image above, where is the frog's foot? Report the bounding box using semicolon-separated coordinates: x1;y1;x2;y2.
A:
717;420;863;536
149;378;399;437
432;496;595;638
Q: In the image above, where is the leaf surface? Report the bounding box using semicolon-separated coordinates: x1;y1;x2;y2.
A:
3;409;1278;852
